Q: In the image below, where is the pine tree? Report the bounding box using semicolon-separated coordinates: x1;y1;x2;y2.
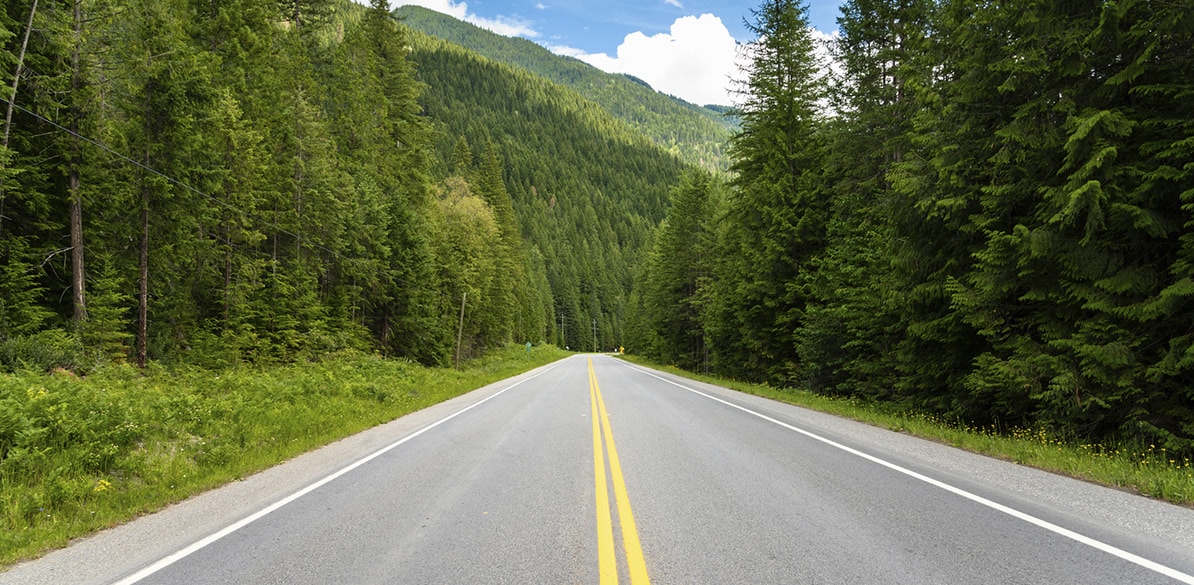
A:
0;237;52;338
475;140;519;345
640;168;720;370
800;0;929;397
710;0;828;384
102;0;222;365
333;2;442;362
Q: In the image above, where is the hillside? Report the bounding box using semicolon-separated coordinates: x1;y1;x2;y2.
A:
395;5;734;172
405;28;689;351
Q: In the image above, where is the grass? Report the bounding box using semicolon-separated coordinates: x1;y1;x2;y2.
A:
619;355;1194;507
0;344;568;569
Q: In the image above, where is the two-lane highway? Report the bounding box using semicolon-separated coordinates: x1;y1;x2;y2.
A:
4;354;1193;584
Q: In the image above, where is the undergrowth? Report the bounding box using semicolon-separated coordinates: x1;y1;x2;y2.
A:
0;344;568;569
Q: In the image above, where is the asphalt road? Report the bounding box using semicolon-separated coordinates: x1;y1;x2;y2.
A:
4;354;1194;584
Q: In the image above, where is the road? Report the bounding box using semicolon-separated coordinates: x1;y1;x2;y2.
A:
4;354;1193;584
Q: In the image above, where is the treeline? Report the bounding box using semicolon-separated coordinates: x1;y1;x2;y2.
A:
0;0;550;369
396;5;734;173
631;0;1194;453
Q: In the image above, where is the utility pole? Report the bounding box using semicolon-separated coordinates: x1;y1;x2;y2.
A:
454;292;466;368
592;319;597;353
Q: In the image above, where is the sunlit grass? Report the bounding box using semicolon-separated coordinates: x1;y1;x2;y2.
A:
0;345;568;569
620;356;1194;507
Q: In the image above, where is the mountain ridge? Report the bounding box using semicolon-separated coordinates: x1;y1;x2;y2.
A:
404;25;689;350
394;5;733;172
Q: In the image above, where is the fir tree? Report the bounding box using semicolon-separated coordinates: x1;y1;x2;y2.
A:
710;0;828;384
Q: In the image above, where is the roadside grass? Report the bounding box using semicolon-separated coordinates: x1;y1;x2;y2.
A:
0;345;568;569
619;356;1194;507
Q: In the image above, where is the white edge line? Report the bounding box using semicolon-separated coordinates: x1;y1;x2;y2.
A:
616;360;1194;585
112;361;562;585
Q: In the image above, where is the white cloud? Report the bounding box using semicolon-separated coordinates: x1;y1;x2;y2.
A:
664;0;683;7
395;0;538;38
535;2;547;9
551;14;739;106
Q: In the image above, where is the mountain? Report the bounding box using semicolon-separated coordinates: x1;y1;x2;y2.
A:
403;26;690;351
394;5;734;173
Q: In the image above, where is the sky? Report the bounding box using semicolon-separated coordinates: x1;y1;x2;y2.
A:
391;0;845;107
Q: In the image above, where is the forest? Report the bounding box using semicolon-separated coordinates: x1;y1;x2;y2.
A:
0;0;687;369
395;5;735;173
2;0;1192;457
630;0;1194;455
406;27;687;353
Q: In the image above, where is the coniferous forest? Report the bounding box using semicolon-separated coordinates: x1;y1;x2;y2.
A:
631;0;1194;455
0;0;685;369
2;0;1192;459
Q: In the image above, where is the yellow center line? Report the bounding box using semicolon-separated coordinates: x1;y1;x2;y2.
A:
589;357;651;585
591;361;617;584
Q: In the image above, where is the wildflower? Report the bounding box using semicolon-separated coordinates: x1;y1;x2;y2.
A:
94;479;112;493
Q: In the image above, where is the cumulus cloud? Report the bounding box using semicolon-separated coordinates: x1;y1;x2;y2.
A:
552;14;739;107
395;0;538;38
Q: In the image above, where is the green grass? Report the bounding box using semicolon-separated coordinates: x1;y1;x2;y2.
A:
0;344;568;569
619;356;1194;507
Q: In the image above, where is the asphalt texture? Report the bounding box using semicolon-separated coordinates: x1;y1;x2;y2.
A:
3;354;1193;584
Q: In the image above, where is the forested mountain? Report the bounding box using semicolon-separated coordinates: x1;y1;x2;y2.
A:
632;0;1194;456
407;28;687;352
395;5;734;172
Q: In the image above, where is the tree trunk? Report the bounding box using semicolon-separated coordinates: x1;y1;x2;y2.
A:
70;167;85;322
137;186;149;368
224;225;232;327
69;0;86;323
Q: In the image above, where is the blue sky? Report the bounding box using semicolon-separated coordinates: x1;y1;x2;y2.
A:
394;0;845;106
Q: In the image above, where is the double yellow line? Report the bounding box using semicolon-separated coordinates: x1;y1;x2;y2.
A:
588;357;651;585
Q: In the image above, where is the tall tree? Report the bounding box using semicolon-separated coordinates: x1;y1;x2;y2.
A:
708;0;828;384
475;139;519;345
639;168;720;370
101;0;220;365
799;0;929;397
329;0;442;362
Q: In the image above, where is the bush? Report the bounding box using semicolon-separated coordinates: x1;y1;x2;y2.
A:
0;330;93;374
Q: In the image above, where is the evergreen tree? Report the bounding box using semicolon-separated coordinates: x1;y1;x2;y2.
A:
0;237;52;337
639;168;720;370
946;0;1194;444
475;140;519;345
96;0;224;365
710;0;828;384
799;0;929;397
882;0;992;413
320;2;443;362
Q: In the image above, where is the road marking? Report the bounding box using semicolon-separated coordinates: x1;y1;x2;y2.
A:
617;361;1194;585
590;361;617;584
589;357;652;585
112;361;563;585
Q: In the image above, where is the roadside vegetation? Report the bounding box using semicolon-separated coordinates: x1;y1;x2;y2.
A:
628;0;1194;477
620;356;1194;508
0;345;567;569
